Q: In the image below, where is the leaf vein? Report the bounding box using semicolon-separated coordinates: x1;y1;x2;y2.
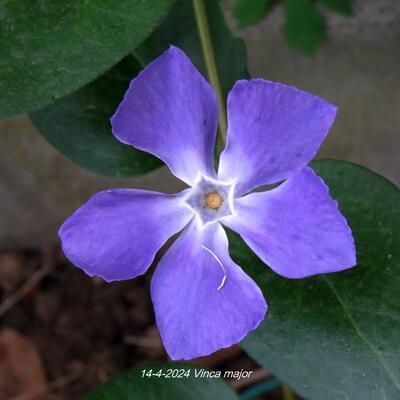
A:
322;275;400;393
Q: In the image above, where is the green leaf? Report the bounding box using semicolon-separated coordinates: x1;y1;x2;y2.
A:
136;0;249;97
84;364;239;400
285;0;326;55
31;0;247;177
0;0;174;120
30;56;162;178
233;0;270;28
319;0;353;15
230;160;400;400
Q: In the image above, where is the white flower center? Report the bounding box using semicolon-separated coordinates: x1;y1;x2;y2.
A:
183;175;236;228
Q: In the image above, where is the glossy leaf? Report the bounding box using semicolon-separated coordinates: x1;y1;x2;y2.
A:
31;0;247;177
230;160;400;399
30;56;161;178
285;0;326;55
233;0;270;28
84;364;239;400
0;0;174;119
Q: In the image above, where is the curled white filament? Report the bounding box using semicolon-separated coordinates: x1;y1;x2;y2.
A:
201;245;227;291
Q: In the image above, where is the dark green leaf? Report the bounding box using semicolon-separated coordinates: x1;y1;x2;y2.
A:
84;364;239;400
31;0;247;177
233;0;270;28
285;0;326;55
0;0;174;119
136;0;249;97
319;0;353;15
230;160;400;399
30;56;161;178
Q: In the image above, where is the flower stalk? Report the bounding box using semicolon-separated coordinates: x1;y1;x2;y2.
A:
282;384;296;400
192;0;227;150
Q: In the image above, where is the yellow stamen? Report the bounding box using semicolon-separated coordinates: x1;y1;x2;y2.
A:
205;192;222;209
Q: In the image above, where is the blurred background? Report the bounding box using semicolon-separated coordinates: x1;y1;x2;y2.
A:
0;0;398;398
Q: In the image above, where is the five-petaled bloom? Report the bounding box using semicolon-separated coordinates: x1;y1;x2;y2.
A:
60;46;356;360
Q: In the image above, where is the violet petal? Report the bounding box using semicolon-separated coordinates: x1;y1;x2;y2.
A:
59;189;192;282
223;167;356;278
151;221;267;360
218;79;337;195
111;46;218;186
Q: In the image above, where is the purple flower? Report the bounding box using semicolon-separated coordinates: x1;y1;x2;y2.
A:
59;46;356;360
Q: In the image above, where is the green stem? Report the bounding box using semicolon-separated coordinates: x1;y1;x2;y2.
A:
192;0;227;151
282;384;296;400
132;50;147;68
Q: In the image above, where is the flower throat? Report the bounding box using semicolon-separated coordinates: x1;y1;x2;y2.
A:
205;192;222;209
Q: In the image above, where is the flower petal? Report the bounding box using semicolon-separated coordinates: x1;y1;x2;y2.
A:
111;46;218;186
223;167;356;278
59;189;192;282
218;79;337;194
151;221;267;360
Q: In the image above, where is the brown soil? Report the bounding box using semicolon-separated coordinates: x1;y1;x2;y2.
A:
0;247;292;399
